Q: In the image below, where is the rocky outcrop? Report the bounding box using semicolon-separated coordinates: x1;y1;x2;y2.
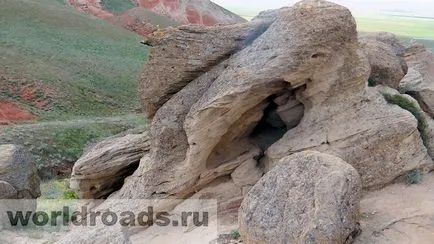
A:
360;33;408;89
0;145;40;199
239;151;362;244
140;15;277;118
70;130;150;199
266;85;433;189
400;44;434;117
62;0;434;242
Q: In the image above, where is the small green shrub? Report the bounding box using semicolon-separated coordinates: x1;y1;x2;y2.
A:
368;78;376;87
383;94;429;149
231;230;240;240
62;190;78;200
406;169;422;185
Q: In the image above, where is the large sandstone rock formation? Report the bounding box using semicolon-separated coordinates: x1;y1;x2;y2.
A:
239;151;362;244
70;130;151;199
0;145;40;199
62;0;434;243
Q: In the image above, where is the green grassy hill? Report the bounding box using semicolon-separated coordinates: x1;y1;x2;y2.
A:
0;0;152;180
0;0;149;120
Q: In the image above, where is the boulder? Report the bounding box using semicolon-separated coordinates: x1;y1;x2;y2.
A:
239;151;362;244
0;180;17;199
361;32;407;58
0;145;40;199
70;130;151;199
360;38;406;89
400;44;434;117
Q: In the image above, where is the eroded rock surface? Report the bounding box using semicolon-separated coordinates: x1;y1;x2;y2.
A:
63;0;434;242
239;151;362;244
140;16;277;118
70;130;151;199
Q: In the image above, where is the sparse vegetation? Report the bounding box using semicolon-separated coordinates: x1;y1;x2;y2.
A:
40;178;78;200
0;0;149;119
100;0;135;14
231;230;240;240
62;189;78;200
368;78;376;87
383;93;429;148
0;115;147;179
406;169;423;185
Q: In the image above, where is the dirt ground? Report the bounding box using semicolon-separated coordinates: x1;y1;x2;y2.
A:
355;172;434;244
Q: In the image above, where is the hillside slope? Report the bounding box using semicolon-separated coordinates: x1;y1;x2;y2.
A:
68;0;245;27
0;0;149;121
136;0;246;25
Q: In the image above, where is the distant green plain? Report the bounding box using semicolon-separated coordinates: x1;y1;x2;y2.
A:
356;16;434;40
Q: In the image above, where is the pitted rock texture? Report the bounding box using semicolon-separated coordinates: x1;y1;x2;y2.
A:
239;151;362;244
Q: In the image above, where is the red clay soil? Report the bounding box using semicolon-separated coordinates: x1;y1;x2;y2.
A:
106;8;162;37
137;0;245;25
67;0;245;37
0;100;37;124
67;0;114;19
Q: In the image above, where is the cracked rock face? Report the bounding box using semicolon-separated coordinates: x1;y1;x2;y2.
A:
239;151;362;244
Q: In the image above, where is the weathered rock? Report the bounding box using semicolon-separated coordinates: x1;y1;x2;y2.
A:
140;16;277;118
0;145;40;199
267;86;433;189
400;44;434;117
231;158;263;189
239;151;362;244
276;98;304;129
127;0;364;200
360;38;406;89
61;1;434;242
70;131;151;199
362;32;407;58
